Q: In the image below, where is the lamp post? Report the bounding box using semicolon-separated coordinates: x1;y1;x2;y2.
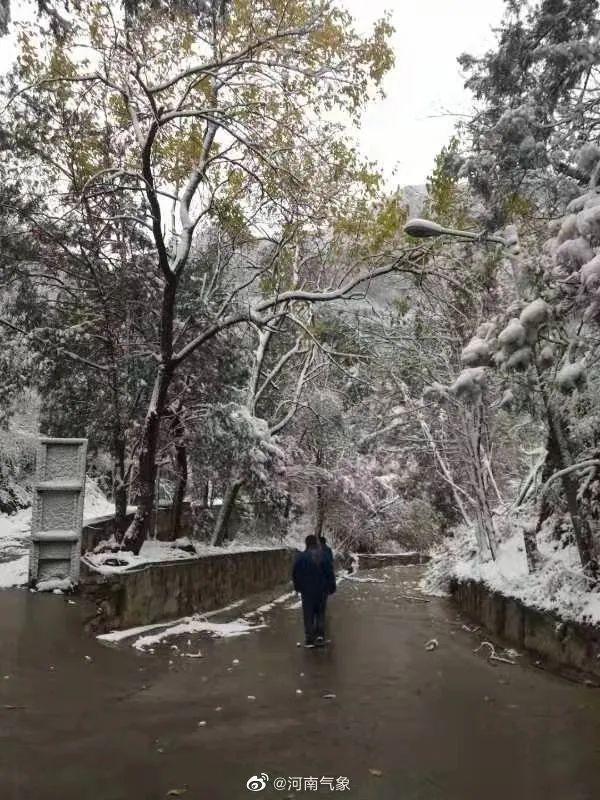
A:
405;217;521;291
404;217;510;248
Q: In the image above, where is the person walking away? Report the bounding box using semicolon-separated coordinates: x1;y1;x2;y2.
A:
293;535;336;647
319;535;334;565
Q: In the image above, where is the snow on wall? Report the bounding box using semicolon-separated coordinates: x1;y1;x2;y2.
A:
422;521;600;626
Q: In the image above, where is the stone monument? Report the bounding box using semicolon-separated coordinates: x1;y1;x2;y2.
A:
29;437;88;587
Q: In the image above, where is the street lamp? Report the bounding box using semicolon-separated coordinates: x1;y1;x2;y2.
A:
404;217;509;247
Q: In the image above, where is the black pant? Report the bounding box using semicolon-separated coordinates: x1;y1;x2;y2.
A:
302;593;327;643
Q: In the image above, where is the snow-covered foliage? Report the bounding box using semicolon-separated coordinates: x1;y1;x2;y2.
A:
311;453;444;554
519;299;549;329
424;520;600;626
418;1;600;620
4;0;600;637
505;346;532;371
0;427;36;515
449;367;486;401
579;255;600;289
460;337;490;366
554;237;594;272
188;401;288;510
498;318;526;350
556;361;586;393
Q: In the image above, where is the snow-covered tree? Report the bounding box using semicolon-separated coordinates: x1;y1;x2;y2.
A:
0;0;432;554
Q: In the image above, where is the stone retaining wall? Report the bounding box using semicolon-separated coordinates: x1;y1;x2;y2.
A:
452;579;600;682
80;547;295;633
358;552;430;570
81;503;195;553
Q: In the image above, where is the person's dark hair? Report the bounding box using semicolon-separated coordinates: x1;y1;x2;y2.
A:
319;535;327;545
305;534;318;549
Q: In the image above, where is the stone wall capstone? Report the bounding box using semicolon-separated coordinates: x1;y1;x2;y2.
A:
81;547;295;632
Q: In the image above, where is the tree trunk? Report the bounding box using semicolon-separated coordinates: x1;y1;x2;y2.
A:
170;408;188;540
537;368;598;578
283;493;292;520
535;427;561;537
212;479;243;546
113;443;129;540
114;481;128;538
122;365;173;554
523;523;542;572
463;405;496;560
172;440;188;539
314;448;325;539
202;481;210;508
314;485;325;538
560;468;597;578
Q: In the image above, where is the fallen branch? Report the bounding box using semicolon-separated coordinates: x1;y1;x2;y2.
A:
473;640;517;665
461;623;480;633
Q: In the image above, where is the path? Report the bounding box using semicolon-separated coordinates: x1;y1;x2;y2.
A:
1;566;600;800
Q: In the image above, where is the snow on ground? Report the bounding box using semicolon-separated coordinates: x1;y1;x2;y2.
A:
132;616;264;651
98;599;264;651
98;587;308;651
84;536;288;574
422;517;600;626
0;552;29;588
80;479;117;519
244;591;296;617
0;508;32;588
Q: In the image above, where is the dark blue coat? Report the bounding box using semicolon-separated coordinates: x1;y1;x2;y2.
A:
293;548;336;598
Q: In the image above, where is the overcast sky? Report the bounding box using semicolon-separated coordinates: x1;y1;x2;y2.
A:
1;0;507;186
342;0;506;186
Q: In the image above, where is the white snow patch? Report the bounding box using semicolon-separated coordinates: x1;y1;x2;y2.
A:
98;618;190;643
35;578;73;593
133;616;264;651
98;599;246;643
245;590;297;617
0;553;28;588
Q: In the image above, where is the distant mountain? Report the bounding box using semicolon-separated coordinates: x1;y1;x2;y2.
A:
402;184;427;216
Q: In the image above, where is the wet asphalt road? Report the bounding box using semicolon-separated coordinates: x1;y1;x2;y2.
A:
1;566;600;800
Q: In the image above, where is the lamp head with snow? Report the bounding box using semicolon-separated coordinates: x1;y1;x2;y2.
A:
405;218;510;248
404;218;445;239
